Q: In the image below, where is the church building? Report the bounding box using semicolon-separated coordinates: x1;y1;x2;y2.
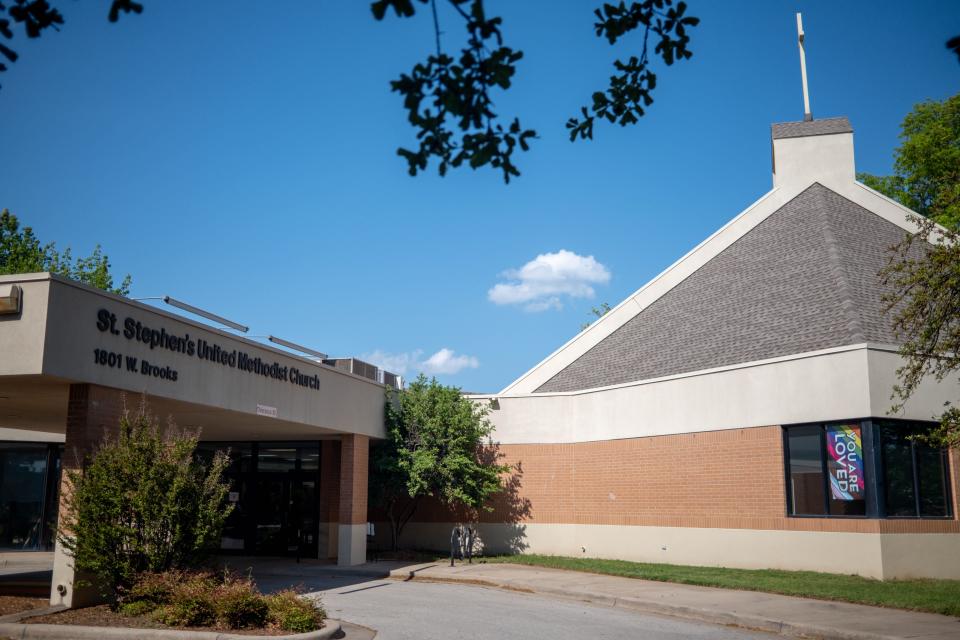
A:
397;114;960;580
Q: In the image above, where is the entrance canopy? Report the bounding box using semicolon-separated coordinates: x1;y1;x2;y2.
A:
0;375;356;442
0;273;390;442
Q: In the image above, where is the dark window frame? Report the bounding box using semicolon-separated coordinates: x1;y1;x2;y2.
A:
782;421;870;519
876;419;954;520
783;419;954;520
0;441;63;551
195;440;323;556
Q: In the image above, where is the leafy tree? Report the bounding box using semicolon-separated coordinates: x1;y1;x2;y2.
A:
865;93;960;449
0;209;132;295
371;374;509;550
373;0;536;184
580;301;612;330
368;419;415;552
374;0;698;182
565;2;698;142
58;405;232;600
859;93;960;230
0;208;46;273
2;1;699;182
949;35;960;62
881;216;960;449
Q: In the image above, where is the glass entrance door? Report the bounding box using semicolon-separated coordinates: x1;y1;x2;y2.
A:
253;474;319;557
254;473;292;555
197;441;320;558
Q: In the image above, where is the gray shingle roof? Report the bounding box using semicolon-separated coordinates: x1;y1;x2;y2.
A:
535;184;916;394
771;117;853;139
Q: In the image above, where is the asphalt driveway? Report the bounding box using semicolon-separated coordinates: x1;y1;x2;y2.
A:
310;577;767;640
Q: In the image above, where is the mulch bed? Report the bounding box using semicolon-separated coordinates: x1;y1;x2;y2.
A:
0;596;48;616
26;605;295;636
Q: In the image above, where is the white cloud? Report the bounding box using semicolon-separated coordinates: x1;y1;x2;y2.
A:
488;249;611;312
361;349;423;375
523;297;563;312
362;347;479;376
421;348;480;375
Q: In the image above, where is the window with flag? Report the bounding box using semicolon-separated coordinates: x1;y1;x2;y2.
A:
784;420;952;519
784;423;866;517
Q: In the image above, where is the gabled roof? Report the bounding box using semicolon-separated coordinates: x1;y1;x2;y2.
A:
499;115;928;396
535;183;915;393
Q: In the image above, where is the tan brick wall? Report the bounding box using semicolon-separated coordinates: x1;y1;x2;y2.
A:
339;434;369;525
403;426;960;534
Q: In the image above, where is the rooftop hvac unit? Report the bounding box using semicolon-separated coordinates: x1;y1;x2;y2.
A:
321;358;353;374
321;358;379;382
322;358;402;388
350;358;379;382
382;371;400;389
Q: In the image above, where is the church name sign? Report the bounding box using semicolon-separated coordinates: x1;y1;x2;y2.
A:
93;308;321;391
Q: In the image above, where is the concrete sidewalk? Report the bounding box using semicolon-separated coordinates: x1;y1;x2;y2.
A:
388;562;960;640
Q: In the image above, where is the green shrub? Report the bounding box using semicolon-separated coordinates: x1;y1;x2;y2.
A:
215;579;269;629
154;599;216;628
121;569;295;631
153;574;218;627
278;608;321;634
266;590;325;633
58;406;232;600
117;600;156;617
121;570;183;609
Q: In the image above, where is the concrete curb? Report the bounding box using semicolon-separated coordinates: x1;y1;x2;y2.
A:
530;585;909;640
0;605;67;624
0;619;342;640
391;572;922;640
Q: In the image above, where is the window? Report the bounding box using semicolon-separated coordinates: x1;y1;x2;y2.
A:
784;423;867;517
879;422;952;518
785;419;953;520
786;426;826;515
0;443;61;550
880;427;915;516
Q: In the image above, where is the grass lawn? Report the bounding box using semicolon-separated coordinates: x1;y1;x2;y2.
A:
478;554;960;617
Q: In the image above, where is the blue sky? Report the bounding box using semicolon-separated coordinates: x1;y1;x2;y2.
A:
2;1;958;392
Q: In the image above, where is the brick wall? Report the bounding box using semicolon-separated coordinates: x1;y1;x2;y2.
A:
58;383;127;533
62;383;126;471
319;439;341;523
400;426;960;534
339;434;368;526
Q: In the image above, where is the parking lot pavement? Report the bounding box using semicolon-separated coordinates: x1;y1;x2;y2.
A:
312;578;768;640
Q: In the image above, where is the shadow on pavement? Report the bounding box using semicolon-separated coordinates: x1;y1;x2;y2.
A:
213;556;420;596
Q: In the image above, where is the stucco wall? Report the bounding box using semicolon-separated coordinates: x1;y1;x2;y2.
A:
485;347;874;444
879;533;960;580
484;345;959;446
866;347;960;421
773;131;856;189
0;274;386;439
392;521;960;580
0;278;49;376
